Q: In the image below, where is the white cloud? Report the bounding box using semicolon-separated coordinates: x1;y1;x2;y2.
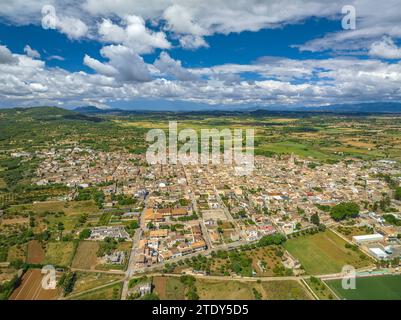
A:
154;52;198;81
2;43;401;109
56;15;89;40
84;45;152;82
369;37;401;60
47;55;65;61
0;45;18;64
24;45;41;59
98;16;170;54
178;35;208;50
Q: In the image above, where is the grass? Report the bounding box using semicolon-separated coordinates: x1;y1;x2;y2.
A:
153;276;186;300
283;229;372;275
71;283;122;300
257;141;332;161
261;280;312;300
8;200;98;216
326;275;401;300
71;241;99;270
7;244;26;263
44;241;76;267
195;278;311;300
72;272;123;294
304;277;336;300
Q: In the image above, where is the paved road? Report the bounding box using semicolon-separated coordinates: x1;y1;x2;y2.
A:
121;197;147;300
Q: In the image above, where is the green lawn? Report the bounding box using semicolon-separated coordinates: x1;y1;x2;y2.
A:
283;230;371;275
326;275;401;300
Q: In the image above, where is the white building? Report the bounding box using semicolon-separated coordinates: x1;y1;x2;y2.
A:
353;234;384;244
369;247;387;260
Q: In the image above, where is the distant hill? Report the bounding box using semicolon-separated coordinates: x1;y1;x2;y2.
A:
74;106;121;114
314;102;401;113
73;102;401;115
0;106;105;122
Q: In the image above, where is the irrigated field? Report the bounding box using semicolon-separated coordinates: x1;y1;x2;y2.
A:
326;275;401;300
283;230;372;275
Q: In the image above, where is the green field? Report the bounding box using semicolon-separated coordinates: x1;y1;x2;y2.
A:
326;275;401;300
70;283;122;300
283;230;372;275
44;241;76;267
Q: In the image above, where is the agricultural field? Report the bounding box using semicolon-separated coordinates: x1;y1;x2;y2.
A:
26;240;45;264
7;244;26;263
71;241;99;270
72;272;124;294
326;275;401;300
283;229;372;275
0;267;17;283
7;200;98;216
196;279;311;300
44;241;76;267
304;277;337;300
152;276;186;300
5;200;100;234
9;269;60;300
152;276;312;300
70;283;122;300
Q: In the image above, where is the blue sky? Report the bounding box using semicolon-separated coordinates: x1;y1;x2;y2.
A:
0;1;400;110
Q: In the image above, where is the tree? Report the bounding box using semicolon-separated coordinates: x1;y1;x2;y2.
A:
257;233;286;247
395;187;401;201
129;220;139;229
330;202;359;221
141;292;160;300
310;213;320;226
79;228;91;240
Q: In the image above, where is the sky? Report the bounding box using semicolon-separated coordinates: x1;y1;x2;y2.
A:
0;0;401;110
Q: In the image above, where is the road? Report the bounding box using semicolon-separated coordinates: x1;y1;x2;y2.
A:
121;196;148;300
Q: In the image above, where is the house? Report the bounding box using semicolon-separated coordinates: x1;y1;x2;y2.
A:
105;251;125;264
191;240;207;252
171;208;188;217
138;283;152;296
149;229;169;239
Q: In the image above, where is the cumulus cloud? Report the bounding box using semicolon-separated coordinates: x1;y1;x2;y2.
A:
2;42;401;109
24;45;41;59
56;15;89;40
369;37;401;60
178;35;208;50
1;1;401;108
98;16;170;54
154;52;198;81
84;45;152;82
0;45;18;64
